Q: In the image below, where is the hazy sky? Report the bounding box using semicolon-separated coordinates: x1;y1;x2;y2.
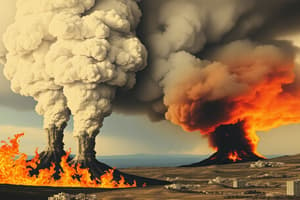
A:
0;0;299;157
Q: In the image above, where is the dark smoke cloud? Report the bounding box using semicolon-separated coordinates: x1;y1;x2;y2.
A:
114;0;300;121
251;0;300;40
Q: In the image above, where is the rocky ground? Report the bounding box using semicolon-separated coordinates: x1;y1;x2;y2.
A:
2;154;300;200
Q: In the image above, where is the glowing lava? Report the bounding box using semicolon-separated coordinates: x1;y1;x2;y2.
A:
228;152;242;162
0;133;136;188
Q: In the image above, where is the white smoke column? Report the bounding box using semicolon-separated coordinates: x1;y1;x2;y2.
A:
3;0;146;172
45;0;147;138
3;0;146;138
2;0;99;169
2;1;82;131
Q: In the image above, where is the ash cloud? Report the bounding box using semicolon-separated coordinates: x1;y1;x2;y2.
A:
115;0;300;120
159;40;294;134
3;0;147;136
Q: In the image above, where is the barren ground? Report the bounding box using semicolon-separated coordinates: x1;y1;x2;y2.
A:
96;154;300;200
2;154;300;200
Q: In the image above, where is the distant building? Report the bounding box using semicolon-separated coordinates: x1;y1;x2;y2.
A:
48;192;71;200
287;180;300;196
232;179;246;188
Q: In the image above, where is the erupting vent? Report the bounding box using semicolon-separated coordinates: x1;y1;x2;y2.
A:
182;122;265;167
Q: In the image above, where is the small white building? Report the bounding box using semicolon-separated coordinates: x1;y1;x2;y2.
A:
287;180;300;196
232;179;246;188
48;192;71;200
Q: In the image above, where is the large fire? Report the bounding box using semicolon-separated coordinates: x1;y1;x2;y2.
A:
0;133;136;188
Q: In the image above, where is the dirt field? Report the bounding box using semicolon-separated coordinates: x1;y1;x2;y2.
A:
95;154;300;200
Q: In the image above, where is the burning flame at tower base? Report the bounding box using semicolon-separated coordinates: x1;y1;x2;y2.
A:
181;121;265;167
0;133;169;188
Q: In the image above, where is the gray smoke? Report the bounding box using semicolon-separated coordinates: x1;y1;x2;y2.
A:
113;0;300;122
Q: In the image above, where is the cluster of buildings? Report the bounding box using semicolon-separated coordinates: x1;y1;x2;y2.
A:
48;192;97;200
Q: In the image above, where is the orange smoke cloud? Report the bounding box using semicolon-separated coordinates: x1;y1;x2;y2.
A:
164;40;298;154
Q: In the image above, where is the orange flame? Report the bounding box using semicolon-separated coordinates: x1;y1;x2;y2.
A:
228;151;242;162
0;133;136;188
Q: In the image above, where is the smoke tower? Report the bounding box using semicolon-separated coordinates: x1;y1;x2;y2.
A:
3;0;147;177
45;0;147;176
2;2;73;170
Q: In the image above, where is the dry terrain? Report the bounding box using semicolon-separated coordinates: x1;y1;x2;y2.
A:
95;154;300;200
2;154;300;200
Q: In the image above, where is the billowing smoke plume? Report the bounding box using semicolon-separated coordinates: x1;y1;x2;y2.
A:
164;41;294;131
130;0;300;157
3;15;70;130
163;41;296;154
3;0;147;136
136;0;255;106
45;0;146;137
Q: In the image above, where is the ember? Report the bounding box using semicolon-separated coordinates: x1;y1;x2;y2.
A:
228;152;242;162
